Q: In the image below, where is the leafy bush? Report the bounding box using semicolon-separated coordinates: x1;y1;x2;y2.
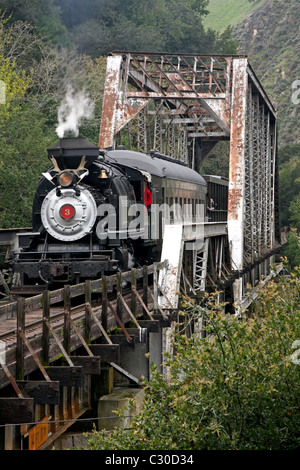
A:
85;269;300;450
283;230;300;269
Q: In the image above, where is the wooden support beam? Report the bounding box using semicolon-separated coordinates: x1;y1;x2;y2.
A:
84;279;92;344
101;276;108;332
109;362;141;386
131;268;137;317
16;380;60;405
44;366;82;387
0;362;23;398
107;300;133;342
147;286;168;320
154;278;174;309
89;344;120;363
116;271;123;321
143;265;148;318
42;289;50;366
16;296;25;380
0;398;34;425
117;292;141;328
70;356;101;375
138;320;160;332
126;328;148;343
63;285;71;356
64;311;94;357
43;319;74;367
131;284;154;320
152;313;171;327
19;330;51;382
85;302;112;344
108;334;135;346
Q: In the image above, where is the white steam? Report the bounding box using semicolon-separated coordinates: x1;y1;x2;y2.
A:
56;85;94;138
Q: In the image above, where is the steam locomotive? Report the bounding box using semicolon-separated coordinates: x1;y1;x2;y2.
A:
12;136;227;290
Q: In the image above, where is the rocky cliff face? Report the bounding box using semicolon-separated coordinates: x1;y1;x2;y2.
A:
234;0;300;145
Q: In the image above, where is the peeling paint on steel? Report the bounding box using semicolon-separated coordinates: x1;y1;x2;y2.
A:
99;53;233;150
99;56;122;149
227;58;248;304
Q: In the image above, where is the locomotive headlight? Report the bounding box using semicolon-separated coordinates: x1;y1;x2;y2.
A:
58;171;73;187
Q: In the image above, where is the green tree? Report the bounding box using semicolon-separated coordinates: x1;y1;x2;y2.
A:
0;14;32;122
282;230;300;269
67;0;238;56
289;196;300;231
0;53;31;121
0;0;69;45
0;102;55;227
85;271;300;450
279;154;300;227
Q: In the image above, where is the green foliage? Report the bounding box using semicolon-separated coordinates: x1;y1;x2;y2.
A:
234;0;300;147
84;272;300;450
203;0;264;32
0;102;55;227
282;231;300;269
289;197;300;231
59;0;238;56
0;0;70;45
200;141;230;178
0;14;33;122
279;144;300;170
279;150;300;227
0;53;31;121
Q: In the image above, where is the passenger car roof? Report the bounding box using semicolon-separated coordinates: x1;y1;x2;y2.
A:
106;149;206;186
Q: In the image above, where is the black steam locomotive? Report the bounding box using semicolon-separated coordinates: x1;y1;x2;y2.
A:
12;136;226;289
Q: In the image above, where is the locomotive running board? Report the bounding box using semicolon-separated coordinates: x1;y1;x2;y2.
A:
158;224;184;310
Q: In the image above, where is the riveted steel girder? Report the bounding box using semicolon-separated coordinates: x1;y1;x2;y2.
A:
228;58;279;305
99;52;233;155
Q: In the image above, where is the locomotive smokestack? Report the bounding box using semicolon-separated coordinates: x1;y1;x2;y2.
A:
47;137;99;170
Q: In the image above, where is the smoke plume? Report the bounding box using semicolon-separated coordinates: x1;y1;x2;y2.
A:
56;85;94;138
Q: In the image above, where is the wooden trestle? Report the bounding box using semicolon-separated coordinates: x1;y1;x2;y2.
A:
0;261;170;449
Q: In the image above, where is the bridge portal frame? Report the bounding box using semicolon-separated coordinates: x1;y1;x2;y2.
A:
99;52;282;307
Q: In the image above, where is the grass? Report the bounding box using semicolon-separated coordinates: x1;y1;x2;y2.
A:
203;0;265;32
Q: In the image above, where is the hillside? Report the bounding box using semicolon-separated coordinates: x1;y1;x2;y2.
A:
203;0;264;32
205;0;300;146
233;0;300;146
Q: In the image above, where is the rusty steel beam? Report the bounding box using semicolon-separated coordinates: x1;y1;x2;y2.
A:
99;55;149;149
228;58;279;306
99;53;233;155
227;58;248;304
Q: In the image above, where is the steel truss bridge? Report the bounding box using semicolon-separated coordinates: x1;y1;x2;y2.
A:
99;52;283;309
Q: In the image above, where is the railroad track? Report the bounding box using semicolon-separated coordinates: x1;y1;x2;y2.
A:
0;303;88;347
0;285;141;348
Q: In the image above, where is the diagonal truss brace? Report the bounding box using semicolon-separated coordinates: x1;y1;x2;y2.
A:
99;53;232;151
